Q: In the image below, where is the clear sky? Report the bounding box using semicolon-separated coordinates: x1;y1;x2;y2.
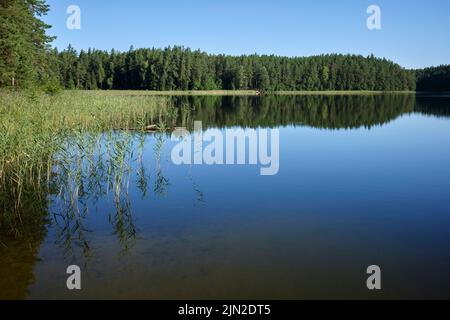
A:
43;0;450;69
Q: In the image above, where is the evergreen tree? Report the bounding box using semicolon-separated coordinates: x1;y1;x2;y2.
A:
0;0;55;88
416;65;450;91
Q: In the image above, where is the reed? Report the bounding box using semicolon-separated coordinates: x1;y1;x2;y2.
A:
0;90;175;218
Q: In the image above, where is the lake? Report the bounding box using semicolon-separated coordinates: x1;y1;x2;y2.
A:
1;94;450;299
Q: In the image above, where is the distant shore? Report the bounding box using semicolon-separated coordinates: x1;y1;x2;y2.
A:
80;90;417;96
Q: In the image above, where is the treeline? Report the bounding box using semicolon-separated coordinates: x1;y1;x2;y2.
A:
54;46;416;91
416;65;450;92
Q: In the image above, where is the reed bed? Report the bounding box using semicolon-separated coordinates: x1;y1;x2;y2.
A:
0;90;176;218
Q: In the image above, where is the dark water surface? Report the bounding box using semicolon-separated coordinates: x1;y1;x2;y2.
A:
1;94;450;299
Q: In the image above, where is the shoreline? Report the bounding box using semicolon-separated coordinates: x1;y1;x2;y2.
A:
59;90;418;96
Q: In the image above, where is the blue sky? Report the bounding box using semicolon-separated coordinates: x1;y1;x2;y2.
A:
43;0;450;69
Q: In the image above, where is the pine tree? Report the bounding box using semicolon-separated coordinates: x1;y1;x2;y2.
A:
0;0;55;88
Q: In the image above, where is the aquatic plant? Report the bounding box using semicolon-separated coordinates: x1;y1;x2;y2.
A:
0;90;176;232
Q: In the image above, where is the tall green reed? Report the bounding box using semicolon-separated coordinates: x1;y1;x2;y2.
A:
0;90;176;234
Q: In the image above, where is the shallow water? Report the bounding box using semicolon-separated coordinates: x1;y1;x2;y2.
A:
1;94;450;299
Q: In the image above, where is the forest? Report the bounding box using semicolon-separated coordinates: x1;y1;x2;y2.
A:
0;0;449;92
54;46;417;91
416;65;450;92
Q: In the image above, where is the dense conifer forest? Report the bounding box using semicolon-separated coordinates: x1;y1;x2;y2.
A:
416;65;450;92
54;46;417;91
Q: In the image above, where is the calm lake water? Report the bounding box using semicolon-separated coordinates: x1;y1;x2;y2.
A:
1;94;450;299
